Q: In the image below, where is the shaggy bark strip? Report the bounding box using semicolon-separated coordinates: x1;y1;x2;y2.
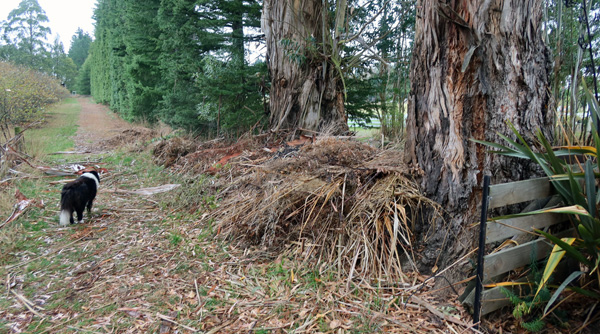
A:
405;1;552;274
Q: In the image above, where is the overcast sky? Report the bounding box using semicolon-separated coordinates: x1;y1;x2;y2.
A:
0;0;96;51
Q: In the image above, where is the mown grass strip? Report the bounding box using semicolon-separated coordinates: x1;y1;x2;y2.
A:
25;98;81;158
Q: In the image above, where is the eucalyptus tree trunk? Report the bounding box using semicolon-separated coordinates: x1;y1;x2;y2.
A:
261;0;348;134
405;1;553;274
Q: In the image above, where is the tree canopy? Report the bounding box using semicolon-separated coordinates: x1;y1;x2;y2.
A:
68;28;92;69
88;0;266;133
1;0;52;70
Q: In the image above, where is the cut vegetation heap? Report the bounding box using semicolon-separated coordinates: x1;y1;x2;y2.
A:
154;135;441;282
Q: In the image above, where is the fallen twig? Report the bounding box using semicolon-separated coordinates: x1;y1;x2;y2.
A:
11;290;46;319
36;166;76;176
50;151;92;155
0;206;20;229
1;189;43;229
103;184;181;196
206;320;234;334
411;295;471;328
156;313;199;332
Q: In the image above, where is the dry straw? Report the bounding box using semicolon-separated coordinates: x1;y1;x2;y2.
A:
208;136;442;284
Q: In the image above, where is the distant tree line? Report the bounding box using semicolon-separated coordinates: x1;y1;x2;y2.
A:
2;0;600;141
86;0;414;136
87;0;266;135
1;0;416;137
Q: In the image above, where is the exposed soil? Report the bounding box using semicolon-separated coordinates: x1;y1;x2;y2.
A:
74;97;156;153
74;97;132;152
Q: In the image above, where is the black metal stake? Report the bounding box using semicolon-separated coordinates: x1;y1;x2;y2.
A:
473;175;490;329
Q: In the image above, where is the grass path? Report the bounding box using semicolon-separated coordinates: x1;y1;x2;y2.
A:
0;99;463;333
25;98;81;157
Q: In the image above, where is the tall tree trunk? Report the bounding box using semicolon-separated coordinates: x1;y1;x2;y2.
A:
262;0;348;134
405;1;552;277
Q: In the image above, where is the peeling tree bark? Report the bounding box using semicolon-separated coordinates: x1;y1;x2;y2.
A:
405;1;553;277
262;0;348;134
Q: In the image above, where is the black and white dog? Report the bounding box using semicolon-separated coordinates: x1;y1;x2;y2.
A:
59;171;100;226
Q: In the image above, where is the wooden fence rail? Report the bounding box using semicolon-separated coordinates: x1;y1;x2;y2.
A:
460;176;572;319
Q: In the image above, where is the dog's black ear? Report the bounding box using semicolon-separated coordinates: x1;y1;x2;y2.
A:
90;171;100;182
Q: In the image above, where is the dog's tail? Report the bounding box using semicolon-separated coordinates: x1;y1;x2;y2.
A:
59;210;71;226
59;189;74;226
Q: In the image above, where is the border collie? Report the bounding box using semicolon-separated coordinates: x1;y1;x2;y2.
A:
59;171;100;226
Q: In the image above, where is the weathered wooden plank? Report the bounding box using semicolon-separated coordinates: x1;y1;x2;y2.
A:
462;277;530;315
475;258;573;315
483;238;551;281
486;212;568;244
483;229;574;280
480;285;517;315
488;177;553;209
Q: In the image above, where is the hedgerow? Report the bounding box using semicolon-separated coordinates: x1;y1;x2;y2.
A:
0;61;69;131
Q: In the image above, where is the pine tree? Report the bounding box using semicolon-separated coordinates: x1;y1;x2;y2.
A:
89;0;266;132
192;0;265;134
89;0;113;105
90;0;130;114
76;55;92;95
156;0;265;132
121;0;162;121
68;28;93;69
156;0;208;129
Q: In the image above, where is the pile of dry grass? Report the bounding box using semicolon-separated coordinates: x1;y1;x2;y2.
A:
209;137;440;283
154;133;282;175
153;133;440;282
100;127;157;150
152;136;197;167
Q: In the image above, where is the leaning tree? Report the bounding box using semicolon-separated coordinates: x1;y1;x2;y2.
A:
262;0;349;133
405;1;553;275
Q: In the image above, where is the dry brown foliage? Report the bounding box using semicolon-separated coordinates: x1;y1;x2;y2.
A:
154;133;278;174
152;136;197;167
155;134;442;284
99;127;157;150
214;137;441;283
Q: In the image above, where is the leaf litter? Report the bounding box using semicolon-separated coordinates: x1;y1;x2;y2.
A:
0;128;478;333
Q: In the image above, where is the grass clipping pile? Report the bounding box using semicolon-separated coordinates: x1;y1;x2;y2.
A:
100;127;157;151
208;137;439;282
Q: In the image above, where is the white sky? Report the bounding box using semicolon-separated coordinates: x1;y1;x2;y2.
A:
0;0;96;51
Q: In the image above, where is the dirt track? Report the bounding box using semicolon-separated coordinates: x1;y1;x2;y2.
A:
74;97;132;152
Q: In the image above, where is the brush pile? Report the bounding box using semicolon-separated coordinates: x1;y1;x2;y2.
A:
155;133;275;175
156;135;439;282
100;127;156;151
152;136;196;167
